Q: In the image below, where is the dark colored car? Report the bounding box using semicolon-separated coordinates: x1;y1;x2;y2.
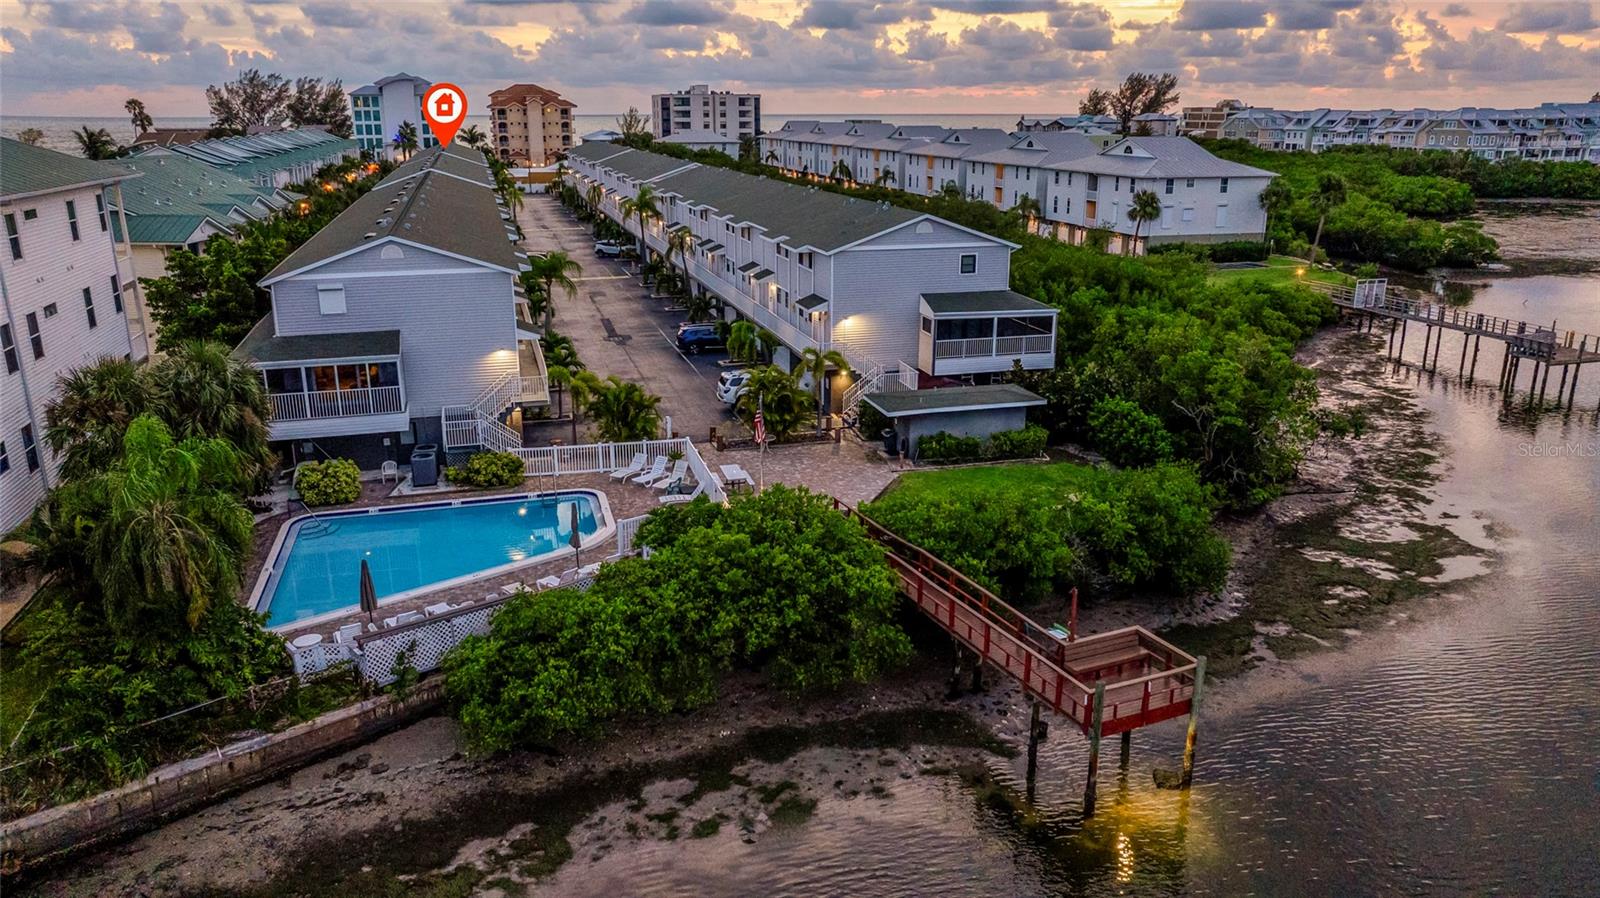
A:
675;322;724;353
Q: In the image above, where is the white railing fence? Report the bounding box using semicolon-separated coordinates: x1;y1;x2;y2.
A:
269;386;404;421
612;514;649;558
511;436;727;504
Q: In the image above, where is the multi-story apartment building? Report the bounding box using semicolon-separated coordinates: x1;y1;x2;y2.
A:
764;123;1275;253
350;73;439;160
652;85;761;140
487;83;576;166
237;143;548;468
1;139;143;531
1180;100;1249;139
566;143;1058;405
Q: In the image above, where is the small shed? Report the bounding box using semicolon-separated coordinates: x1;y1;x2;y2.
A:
864;384;1045;459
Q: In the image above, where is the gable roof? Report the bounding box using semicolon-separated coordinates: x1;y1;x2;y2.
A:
113;153;285;244
1069;137;1276;179
261;145;519;284
1;137;138;201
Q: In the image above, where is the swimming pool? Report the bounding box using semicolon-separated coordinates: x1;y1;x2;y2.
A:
253;491;611;629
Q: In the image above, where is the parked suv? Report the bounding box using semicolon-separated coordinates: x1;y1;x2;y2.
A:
676;322;724;354
716;369;751;404
594;240;626;257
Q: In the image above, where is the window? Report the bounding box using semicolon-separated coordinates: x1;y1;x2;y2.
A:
317;284;347;315
959;253;977;275
95;194;109;231
110;275;123;313
1165;178;1174;195
22;425;39;473
0;441;8;475
42;303;58;319
920;316;932;335
81;287;97;328
1051;197;1058;213
4;213;19;260
1185;178;1194;188
66;200;80;241
21;209;37;221
1220;178;1229;195
26;312;43;359
798;252;813;269
1086;174;1098;191
1;325;15;374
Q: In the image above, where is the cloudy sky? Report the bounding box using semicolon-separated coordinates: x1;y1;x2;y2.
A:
2;1;1598;118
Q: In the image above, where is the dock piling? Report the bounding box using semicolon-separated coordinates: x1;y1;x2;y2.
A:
1025;700;1042;792
1083;683;1104;816
1180;656;1207;789
1469;334;1481;381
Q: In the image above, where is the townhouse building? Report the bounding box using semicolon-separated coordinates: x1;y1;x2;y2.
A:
565;143;1058;408
350;73;438;160
236;143;548;468
135;129;358;190
900;130;1016;198
651;85;761;141
487;83;576;166
1;139;143;531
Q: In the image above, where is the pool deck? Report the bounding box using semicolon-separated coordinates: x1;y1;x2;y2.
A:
248;473;666;645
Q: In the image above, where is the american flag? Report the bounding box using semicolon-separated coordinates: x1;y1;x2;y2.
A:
753;396;767;444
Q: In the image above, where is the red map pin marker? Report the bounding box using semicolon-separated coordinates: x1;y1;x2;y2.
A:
422;82;467;148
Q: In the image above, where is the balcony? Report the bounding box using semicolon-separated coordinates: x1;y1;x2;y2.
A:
269;385;404;421
917;291;1057;377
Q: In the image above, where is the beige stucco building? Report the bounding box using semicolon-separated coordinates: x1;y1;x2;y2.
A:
487;84;576;166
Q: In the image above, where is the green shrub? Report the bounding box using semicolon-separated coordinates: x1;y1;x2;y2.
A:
444;486;911;750
915;424;1048;463
1148;240;1269;263
1087;397;1173;467
296;458;361;506
449;451;525;489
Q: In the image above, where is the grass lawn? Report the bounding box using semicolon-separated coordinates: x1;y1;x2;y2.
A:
1208;254;1354;289
872;460;1097;506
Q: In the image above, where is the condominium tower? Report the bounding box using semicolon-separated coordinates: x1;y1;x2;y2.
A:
487;84;576;166
651;85;761;141
350;73;439;160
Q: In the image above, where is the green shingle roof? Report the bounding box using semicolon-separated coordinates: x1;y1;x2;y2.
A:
1;137;136;200
262;145;521;283
921;290;1057;316
864;384;1044;417
568;144;926;253
112;154;281;244
234;314;401;363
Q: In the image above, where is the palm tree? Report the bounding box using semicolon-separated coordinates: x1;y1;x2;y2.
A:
764;148;779;166
726;320;762;365
873;169;896;188
1307;173;1347;264
581;375;662;442
1258;178;1292;234
665;225;695;290
618;184;661;261
527;251;583;328
148;341;275;493
733;366;810;442
798;347;851;428
1125;190;1163;256
76;415;254;633
460;124;486;148
125;98;153;135
540;330;584;373
683;291;716;323
520;274;552;326
547;365;574;427
43;357;153;481
1010;193;1042;230
74;126;120;160
829;159;853;183
393;120;420;161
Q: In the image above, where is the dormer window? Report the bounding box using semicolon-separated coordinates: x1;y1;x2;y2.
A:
1123;145;1133;153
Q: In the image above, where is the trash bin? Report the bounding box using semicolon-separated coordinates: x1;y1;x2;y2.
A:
881;428;898;455
410;448;439;487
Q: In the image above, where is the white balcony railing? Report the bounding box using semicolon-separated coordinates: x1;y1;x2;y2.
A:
687;258;828;351
269;385;404;421
933;335;1053;360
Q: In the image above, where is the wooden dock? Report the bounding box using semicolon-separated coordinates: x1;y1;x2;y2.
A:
1310;279;1599;409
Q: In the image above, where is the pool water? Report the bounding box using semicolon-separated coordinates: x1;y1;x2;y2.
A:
261;492;602;627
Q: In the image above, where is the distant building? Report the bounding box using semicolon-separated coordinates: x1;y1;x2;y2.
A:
1179;100;1248;139
658;129;742;156
1;139;143;531
350;73;438;160
131;129;358;190
487;83;576;166
651;85;761;140
581;129;624;144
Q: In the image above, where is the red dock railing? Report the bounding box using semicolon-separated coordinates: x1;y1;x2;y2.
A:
840;502;1199;736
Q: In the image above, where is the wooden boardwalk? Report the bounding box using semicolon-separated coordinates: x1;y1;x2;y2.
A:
1311;279;1598;408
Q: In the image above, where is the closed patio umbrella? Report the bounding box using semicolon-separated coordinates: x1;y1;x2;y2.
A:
569;502;582;567
359;558;378;626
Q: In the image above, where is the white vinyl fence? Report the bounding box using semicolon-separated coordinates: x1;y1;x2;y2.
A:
513;436;727;504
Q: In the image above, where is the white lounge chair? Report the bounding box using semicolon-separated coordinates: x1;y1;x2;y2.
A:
536;575;562;590
334;623;365;645
630;456;668;485
424;602;454;616
609;452;647;480
649;459;688;490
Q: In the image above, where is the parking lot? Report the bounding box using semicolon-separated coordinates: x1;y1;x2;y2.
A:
516;193;740;441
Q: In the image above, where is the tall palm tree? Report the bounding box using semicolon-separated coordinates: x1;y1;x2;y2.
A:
394;120;420;161
584;184;604;221
77;415;254;633
44;357;153;481
460;124;486;148
1010;193;1042;231
581;375;662;442
733;366;810;442
125;98;154;135
527;251;583;329
618;184;661;260
726;320;762;365
1307;172;1347;264
540;330;584;373
798;347;851;428
1125;190;1163;256
665;225;695;290
74;126;120;160
148;341;275;493
1258;178;1292;234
